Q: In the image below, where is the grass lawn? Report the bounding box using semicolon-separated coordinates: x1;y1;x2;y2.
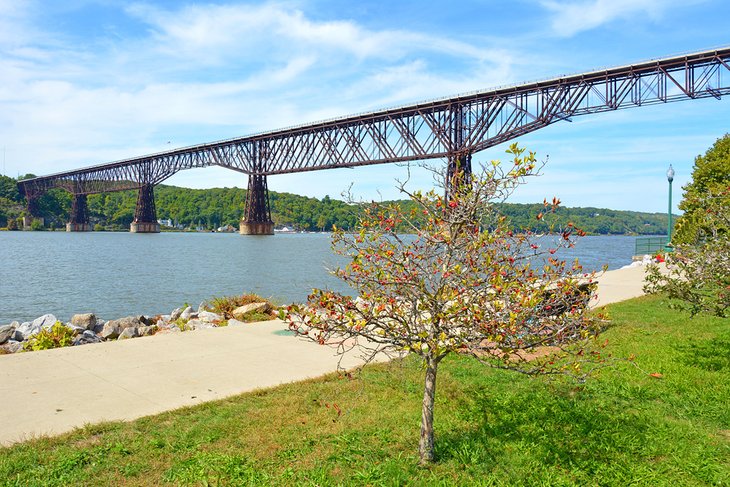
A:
1;294;728;486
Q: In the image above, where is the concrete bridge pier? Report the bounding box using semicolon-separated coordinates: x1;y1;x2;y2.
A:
130;184;160;233
66;194;92;232
240;174;274;235
22;197;43;230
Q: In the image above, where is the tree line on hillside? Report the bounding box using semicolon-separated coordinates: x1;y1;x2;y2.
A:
0;175;670;234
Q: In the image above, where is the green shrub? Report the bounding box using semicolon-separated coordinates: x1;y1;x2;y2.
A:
171;318;192;331
24;322;75;351
205;293;275;320
30;219;45;231
240;311;273;323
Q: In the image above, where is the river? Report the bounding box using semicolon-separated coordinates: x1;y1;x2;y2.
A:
0;232;642;324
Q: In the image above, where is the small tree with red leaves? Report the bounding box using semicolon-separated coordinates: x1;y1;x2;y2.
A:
286;144;608;464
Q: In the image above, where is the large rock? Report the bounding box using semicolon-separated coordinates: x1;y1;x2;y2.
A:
226;318;247;326
68;325;86;336
198;311;223;323
15;321;41;341
1;340;24;353
117;327;139;340
32;314;57;331
138;325;158;337
232;302;270;320
73;330;103;346
139;315;154;326
100;316;143;340
169;307;182;321
179;306;195;321
188;319;216;330
71;313;97;330
92;320;106;334
0;323;17;344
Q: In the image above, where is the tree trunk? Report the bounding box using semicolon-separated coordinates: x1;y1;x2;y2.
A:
419;356;439;464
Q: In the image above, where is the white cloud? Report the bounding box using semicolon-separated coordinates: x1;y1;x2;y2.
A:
0;1;518;180
125;2;511;66
540;0;670;36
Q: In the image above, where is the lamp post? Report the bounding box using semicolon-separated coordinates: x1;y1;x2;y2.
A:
665;164;675;252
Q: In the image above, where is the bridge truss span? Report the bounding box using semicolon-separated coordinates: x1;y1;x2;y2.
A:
15;47;730;233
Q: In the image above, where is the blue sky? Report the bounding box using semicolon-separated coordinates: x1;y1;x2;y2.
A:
0;0;728;213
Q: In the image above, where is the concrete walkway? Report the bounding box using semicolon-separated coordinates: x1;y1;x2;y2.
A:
0;265;648;446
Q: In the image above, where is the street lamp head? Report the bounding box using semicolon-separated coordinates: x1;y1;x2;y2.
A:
666;164;675;183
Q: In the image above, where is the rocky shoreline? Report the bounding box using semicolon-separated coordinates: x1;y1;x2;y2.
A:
0;301;277;355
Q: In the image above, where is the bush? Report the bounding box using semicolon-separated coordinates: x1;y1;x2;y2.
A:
30;219;44;231
205;293;275;320
24;322;75;351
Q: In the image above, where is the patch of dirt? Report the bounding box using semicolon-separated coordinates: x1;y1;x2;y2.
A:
72;433;103;448
469;340;561;362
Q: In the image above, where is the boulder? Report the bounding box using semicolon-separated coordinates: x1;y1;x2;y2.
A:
100;316;143;340
180;306;196;321
232;302;270;320
188;320;216;330
1;340;24;353
15;321;41;341
32;314;57;331
170;307;182;321
0;323;17;344
198;311;223;323
138;315;154;326
226;318;247;326
71;313;97;330
138;325;158;337
117;327;139;340
73;331;103;346
184;319;201;330
92;320;106;334
68;325;86;336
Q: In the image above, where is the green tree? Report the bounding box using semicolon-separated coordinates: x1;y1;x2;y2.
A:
0;175;21;202
286;145;607;464
674;133;730;244
645;186;729;317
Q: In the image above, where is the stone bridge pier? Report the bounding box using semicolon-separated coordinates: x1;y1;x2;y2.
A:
66;194;92;232
130;184;160;233
22;197;42;230
240;174;274;235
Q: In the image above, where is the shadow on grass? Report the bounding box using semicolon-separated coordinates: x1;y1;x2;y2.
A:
435;386;654;477
673;333;730;372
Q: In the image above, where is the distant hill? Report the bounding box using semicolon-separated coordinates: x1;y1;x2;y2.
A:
0;175;670;235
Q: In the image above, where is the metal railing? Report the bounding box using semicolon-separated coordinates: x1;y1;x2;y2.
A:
635;236;668;255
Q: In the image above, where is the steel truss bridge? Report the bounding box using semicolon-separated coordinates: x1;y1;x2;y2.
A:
17;47;730;233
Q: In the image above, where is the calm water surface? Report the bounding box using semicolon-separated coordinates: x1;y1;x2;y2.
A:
0;232;640;324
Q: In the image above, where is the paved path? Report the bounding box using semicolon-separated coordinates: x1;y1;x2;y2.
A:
0;265;648;446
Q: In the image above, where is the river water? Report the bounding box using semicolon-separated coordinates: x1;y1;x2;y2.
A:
0;232;641;324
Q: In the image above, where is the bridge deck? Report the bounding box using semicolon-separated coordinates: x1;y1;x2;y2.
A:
17;46;730;198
